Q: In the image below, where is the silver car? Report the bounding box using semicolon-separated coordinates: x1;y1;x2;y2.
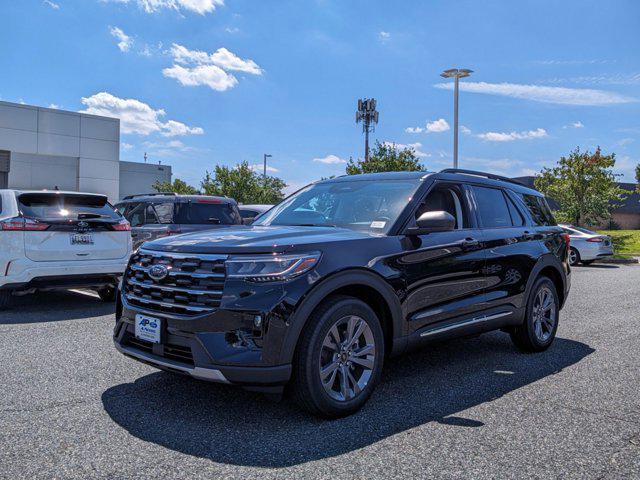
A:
559;224;614;266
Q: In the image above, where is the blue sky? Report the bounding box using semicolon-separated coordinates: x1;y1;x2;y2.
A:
1;0;639;192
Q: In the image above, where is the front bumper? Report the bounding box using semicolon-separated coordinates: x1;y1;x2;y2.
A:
113;291;296;389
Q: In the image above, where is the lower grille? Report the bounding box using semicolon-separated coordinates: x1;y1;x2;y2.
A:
124;335;194;366
124;249;227;316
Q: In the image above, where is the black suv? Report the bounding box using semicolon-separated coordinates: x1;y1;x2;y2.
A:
114;193;242;250
114;169;570;418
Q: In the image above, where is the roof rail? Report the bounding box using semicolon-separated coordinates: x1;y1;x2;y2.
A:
439;168;525;186
122;192;178;200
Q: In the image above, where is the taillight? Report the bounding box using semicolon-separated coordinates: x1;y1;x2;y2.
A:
562;233;571;247
111;219;131;231
0;217;49;231
586;237;604;243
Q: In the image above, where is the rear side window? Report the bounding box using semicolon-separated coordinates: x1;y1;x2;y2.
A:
17;193;120;221
174;201;241;225
518;193;556;226
471;186;512;228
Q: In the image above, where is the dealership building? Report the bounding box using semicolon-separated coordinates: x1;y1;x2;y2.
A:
0;100;171;202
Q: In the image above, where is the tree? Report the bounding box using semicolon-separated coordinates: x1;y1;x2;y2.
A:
534;147;626;226
152;178;198;194
346;141;424;175
200;161;287;204
636;163;640;192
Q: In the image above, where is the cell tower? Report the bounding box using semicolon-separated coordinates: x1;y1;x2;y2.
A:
356;98;379;162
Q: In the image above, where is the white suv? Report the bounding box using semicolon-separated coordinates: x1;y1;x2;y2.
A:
0;190;132;309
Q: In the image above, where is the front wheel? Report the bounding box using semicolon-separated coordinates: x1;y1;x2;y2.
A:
291;296;385;418
510;276;559;352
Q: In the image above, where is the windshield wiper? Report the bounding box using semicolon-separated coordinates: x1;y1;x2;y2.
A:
284;223;337;228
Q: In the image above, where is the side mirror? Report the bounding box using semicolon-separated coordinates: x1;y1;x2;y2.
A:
407;211;455;234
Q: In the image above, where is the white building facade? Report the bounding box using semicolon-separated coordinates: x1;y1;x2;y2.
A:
0;101;171;201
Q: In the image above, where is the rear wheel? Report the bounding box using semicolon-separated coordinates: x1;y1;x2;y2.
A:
569;248;580;266
97;286;116;302
510;276;559;352
291;296;384;418
0;290;12;310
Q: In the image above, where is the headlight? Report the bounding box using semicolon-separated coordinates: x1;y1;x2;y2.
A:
225;252;321;282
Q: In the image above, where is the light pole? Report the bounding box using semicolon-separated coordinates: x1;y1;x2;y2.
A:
356;98;379;162
263;153;272;181
440;68;473;169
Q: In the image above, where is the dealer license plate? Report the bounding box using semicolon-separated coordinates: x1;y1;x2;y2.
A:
135;314;162;344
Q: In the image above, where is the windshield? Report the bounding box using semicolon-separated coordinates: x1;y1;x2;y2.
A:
254;179;422;234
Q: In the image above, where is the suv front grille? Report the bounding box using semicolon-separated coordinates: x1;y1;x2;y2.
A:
124;249;227;316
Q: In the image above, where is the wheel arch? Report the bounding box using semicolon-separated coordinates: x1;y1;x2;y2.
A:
278;269;404;365
524;255;567;309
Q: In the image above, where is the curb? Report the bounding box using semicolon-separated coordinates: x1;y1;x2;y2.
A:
595;257;639;265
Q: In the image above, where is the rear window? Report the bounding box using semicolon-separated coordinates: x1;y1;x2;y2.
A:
17;193;120;221
174;201;241;225
517;193;556;226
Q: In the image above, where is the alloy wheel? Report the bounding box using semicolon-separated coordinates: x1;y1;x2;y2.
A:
569;249;578;266
532;286;557;342
319;315;376;402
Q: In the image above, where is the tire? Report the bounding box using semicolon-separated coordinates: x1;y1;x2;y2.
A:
291;295;385;418
581;260;595;266
0;290;12;310
569;248;580;266
97;286;116;302
510;276;559;353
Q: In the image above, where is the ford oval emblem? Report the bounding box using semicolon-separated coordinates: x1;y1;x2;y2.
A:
148;264;169;282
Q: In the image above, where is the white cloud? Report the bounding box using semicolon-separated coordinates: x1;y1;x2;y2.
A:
406;118;450;134
102;0;224;15
48;103;59;109
563;121;584;129
225;27;240;34
109;26;133;52
477;128;548;142
163;64;238;91
80;92;204;137
43;0;60;9
426;118;450;133
313;154;346;164
383;142;430;158
379;31;391;42
250;164;279;173
460;125;471;135
122;142;134;150
164;44;261;91
434;81;636;106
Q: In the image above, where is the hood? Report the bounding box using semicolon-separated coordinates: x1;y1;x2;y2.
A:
142;225;378;254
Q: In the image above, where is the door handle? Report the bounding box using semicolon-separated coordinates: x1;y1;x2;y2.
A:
460;237;480;249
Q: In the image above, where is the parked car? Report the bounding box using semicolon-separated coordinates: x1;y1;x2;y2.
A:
559;224;614;266
238;204;273;224
0;189;132;309
114;193;242;250
113;169;570;418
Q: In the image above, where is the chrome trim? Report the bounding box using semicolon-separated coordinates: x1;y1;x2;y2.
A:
126;278;222;296
124;293;212;312
139;248;228;262
420;311;512;337
130;264;225;279
115;342;229;383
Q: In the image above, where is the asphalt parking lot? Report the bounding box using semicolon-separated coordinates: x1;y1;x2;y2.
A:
1;265;639;479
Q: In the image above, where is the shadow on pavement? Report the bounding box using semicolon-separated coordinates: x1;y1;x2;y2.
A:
0;290;114;324
102;333;593;467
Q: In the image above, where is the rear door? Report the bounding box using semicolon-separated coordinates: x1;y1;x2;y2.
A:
18;193;129;262
469;185;542;312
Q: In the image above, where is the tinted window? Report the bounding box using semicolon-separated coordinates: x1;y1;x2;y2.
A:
174;202;241;225
18;193;120;221
240;209;258;219
151;202;174;223
472;186;512;228
518;193;556;226
505;194;525;226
